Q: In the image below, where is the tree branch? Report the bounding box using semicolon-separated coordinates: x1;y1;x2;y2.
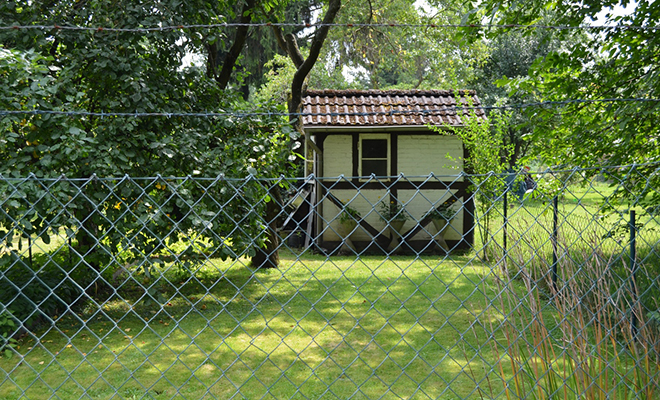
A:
271;25;288;54
270;26;305;68
206;41;219;79
288;0;342;121
285;0;342;174
215;0;257;89
285;33;305;68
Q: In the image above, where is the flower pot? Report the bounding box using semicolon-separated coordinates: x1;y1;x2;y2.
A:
387;219;406;253
431;218;450;252
336;220;358;254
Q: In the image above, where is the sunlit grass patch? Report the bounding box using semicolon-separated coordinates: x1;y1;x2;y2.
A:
1;252;507;399
2;180;660;399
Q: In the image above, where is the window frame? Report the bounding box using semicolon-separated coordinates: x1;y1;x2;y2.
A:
358;134;390;180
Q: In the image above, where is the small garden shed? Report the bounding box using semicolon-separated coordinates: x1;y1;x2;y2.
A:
301;89;484;253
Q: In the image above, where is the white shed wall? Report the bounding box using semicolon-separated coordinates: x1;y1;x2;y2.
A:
322;135;352;178
323;189;387;241
397;135;463;178
398;189;464;241
318;132;468;246
322;189;464;242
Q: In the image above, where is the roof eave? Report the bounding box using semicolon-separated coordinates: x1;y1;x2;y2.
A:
303;124;464;133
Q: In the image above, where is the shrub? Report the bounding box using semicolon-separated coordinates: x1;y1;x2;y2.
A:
338;204;361;224
0;308;17;357
0;251;97;334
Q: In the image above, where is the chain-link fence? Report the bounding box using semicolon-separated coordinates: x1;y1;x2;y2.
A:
1;165;659;399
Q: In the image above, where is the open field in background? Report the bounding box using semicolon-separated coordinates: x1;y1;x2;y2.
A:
484;180;660;283
2;179;660;399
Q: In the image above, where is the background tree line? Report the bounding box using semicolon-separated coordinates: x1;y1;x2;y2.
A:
1;0;657;273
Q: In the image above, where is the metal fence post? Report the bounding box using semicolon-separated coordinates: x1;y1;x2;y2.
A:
28;235;33;268
629;209;638;339
503;188;508;270
551;196;558;292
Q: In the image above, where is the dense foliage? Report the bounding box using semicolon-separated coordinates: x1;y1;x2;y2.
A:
0;0;299;276
468;0;660;206
313;0;485;90
467;27;567;166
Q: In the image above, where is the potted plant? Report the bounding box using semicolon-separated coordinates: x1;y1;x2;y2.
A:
336;204;361;254
379;200;409;252
338;204;361;225
425;202;455;251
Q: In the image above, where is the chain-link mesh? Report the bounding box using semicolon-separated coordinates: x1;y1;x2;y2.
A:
1;165;659;399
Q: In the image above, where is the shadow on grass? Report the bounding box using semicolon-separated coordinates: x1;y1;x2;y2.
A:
1;251;509;400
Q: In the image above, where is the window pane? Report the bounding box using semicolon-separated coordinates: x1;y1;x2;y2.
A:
362;139;388;159
362;160;388;176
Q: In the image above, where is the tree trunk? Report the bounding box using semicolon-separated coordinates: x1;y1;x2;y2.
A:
209;0;256;89
251;187;281;269
73;194;103;270
251;0;342;269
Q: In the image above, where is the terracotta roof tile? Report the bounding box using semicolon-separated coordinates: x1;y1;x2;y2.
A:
302;89;484;128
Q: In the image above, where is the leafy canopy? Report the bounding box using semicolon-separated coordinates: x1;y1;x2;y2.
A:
466;0;660;169
0;0;297;269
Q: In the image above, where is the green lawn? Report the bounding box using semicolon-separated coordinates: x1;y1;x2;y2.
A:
2;180;659;399
1;251;514;399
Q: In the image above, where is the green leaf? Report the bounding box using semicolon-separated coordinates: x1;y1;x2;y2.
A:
21;219;32;230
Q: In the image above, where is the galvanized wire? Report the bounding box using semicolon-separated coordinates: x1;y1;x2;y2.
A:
1;166;659;399
0;22;657;32
2;97;660;119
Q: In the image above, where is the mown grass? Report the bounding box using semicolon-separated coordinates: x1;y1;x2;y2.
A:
1;251;517;399
2;180;659;399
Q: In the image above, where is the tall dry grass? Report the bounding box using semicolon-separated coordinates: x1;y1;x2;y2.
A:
483;213;660;399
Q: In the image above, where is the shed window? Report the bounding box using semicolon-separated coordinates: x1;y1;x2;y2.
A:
359;135;390;178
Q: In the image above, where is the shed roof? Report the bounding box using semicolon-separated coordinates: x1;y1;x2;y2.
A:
302;89;484;129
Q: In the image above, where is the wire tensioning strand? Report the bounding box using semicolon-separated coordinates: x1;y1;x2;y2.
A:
0;22;658;32
1;161;657;182
1;98;659;119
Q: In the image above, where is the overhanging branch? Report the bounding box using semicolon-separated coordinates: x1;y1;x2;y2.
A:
215;0;257;89
288;0;342;122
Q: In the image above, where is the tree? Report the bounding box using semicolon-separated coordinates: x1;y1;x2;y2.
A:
433;106;512;262
249;0;341;268
0;1;296;276
468;27;567;166
0;0;347;271
467;0;660;205
312;0;486;90
205;0;324;98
